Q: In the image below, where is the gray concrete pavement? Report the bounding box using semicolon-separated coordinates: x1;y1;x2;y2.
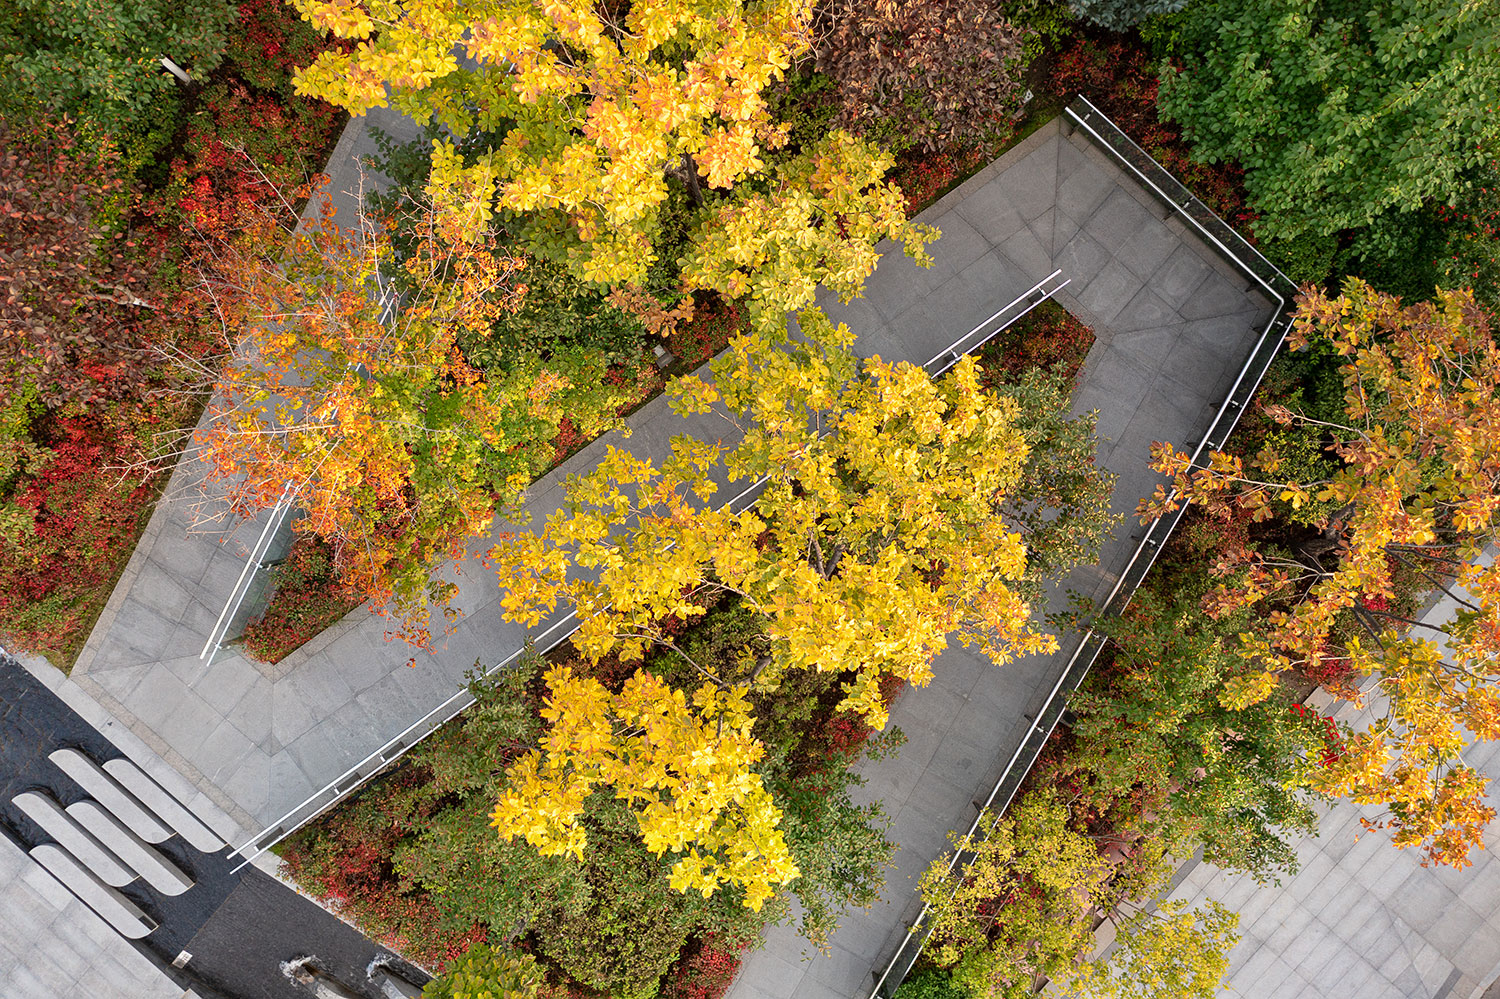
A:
58;113;1282;999
724;123;1276;999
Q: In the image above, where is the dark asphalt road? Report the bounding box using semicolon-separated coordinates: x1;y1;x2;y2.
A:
0;653;428;999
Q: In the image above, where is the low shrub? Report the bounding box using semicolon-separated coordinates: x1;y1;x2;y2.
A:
241;536;362;664
977;300;1095;385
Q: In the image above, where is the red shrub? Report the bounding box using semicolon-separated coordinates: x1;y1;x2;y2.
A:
891;146;986;215
665;294;745;368
0;411;162;662
242;536;363;663
659;935;744;999
979;300;1096;385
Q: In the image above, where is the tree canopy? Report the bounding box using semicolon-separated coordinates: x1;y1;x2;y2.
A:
1143;279;1500;867
290;0;933;308
194;194;635;644
1159;0;1500;240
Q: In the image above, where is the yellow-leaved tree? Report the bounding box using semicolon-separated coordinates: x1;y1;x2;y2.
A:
487;309;1073;905
490;665;796;911
289;0;934;309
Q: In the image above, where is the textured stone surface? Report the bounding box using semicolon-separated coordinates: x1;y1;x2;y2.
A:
1164;585;1500;999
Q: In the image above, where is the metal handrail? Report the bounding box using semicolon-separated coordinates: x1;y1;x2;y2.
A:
868;97;1296;999
228;275;1074;870
200;481;297;661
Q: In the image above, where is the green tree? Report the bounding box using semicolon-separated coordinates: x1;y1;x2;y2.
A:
0;0;233;135
1158;0;1500;239
918;791;1148;999
1067;0;1185;33
422;943;543;999
1051;588;1323;879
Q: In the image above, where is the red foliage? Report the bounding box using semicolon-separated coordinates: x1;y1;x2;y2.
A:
890;147;986;215
665;294;745;369
0;124;154;408
979;300;1096;385
659;935;744;999
278;768;485;969
0;412;160;659
241;536;363;663
1047;35;1255;226
144;82;343;238
1290;703;1345;767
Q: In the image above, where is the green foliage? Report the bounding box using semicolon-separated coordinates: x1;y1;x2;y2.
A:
527;797;761;999
994;369;1119;592
764;71;841;160
469;256;645;373
1067;0;1186;33
1260;229;1337;289
1333;207;1447;303
0;385;47;500
1062;589;1322;878
1002;0;1076;61
893;968;970;999
1438;160;1500;310
1159;0;1500;241
0;0;234;138
920;790;1142;999
422;943;543;999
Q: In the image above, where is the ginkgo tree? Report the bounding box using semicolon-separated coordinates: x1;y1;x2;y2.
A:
490;664;799;912
487;308;1113;904
493;308;1059;728
288;0;934;315
191;189;636;645
1140;279;1500;867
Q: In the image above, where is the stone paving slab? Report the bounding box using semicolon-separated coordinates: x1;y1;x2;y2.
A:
59;112;1284;997
0;837;191;999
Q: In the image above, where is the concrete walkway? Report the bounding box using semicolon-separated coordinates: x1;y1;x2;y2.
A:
723;125;1276;999
57;111;1278;995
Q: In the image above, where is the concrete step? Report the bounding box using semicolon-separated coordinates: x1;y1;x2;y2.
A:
13;791;134;887
66;799;194;896
102;758;223;853
30;843;157;940
48;748;173;844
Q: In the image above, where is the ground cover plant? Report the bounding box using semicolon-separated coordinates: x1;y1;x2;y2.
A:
0;2;349;666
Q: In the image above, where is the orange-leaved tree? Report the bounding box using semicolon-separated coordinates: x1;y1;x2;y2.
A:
288;0;934;316
1140;279;1500;866
192;190;633;645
